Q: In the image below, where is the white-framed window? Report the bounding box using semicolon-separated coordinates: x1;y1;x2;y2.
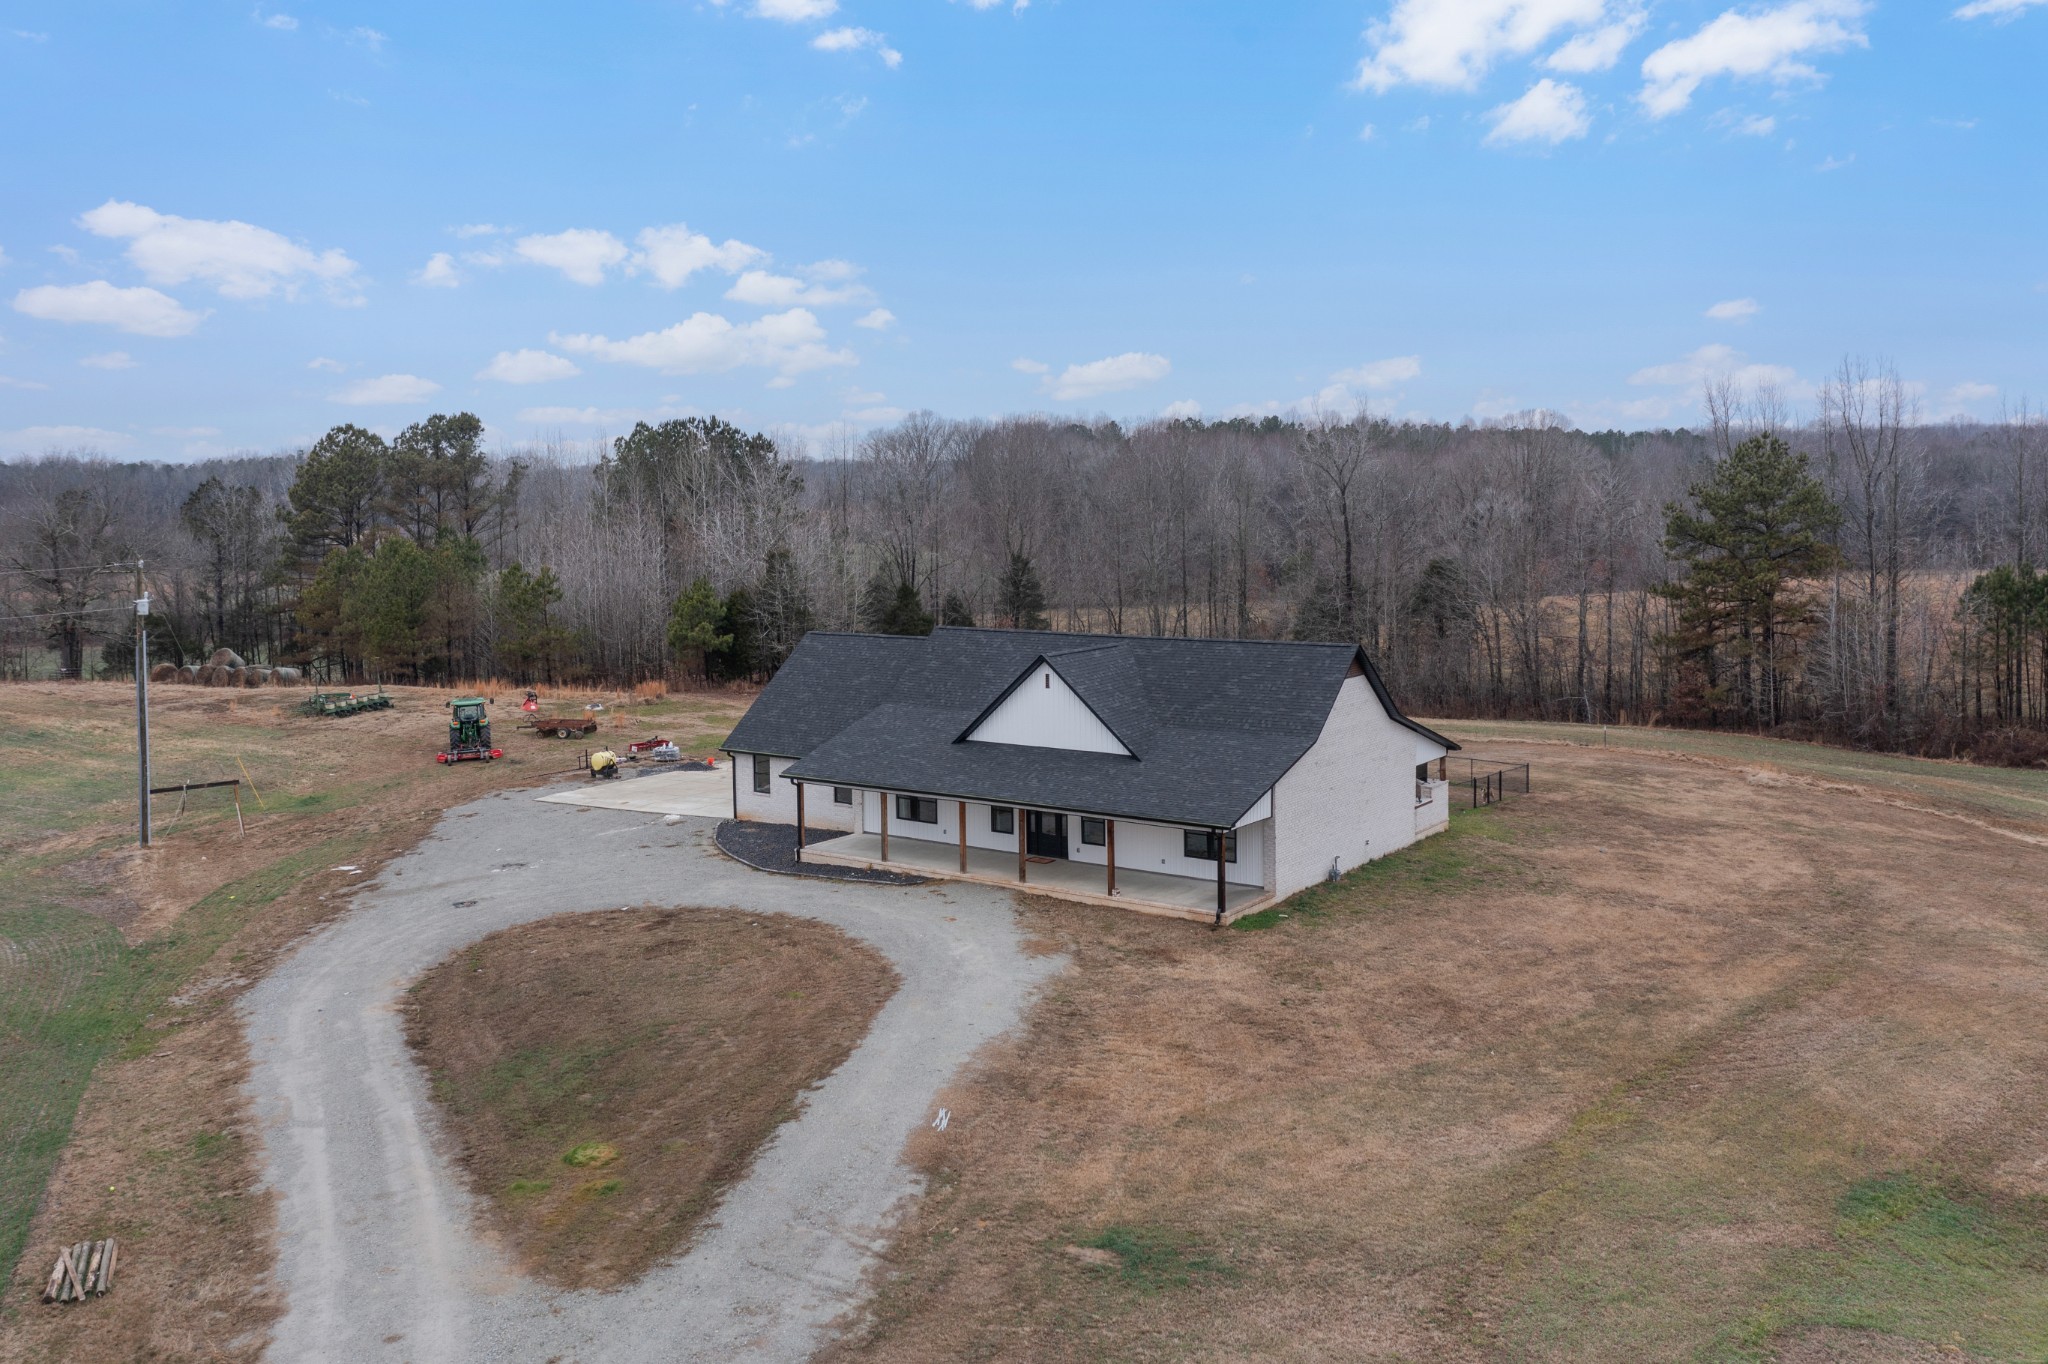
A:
752;754;770;794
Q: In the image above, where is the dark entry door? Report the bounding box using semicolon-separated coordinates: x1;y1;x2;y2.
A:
1026;811;1068;859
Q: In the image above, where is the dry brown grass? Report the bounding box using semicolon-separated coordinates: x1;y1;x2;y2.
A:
826;740;2048;1363
401;907;898;1289
0;681;749;1361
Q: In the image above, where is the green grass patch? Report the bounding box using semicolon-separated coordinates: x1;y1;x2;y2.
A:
1711;1175;2048;1361
1075;1225;1231;1292
1233;804;1517;931
562;1141;618;1169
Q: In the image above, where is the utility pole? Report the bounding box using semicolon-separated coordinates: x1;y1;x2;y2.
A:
134;560;151;848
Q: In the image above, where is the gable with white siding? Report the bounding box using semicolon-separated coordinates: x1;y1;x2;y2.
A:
961;660;1131;755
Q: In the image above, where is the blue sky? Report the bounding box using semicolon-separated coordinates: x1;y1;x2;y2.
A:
2;0;2043;460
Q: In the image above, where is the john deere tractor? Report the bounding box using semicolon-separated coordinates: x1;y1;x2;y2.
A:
437;697;501;764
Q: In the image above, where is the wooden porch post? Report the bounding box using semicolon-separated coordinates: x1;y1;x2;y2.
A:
880;793;889;863
958;801;967;873
1016;807;1026;884
1437;755;1447;781
795;782;805;864
1213;828;1226;928
1106;819;1116;896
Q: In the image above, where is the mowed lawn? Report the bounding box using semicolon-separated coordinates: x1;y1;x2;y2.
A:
0;680;745;1360
833;725;2048;1363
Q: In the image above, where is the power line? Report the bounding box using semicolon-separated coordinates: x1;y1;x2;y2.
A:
0;560;143;579
0;605;140;625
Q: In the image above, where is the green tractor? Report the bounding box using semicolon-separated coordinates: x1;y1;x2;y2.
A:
437;696;501;765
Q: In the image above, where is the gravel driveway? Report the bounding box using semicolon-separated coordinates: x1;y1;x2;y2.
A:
241;787;1062;1363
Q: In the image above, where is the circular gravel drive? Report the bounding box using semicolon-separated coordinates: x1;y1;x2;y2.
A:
241;788;1063;1364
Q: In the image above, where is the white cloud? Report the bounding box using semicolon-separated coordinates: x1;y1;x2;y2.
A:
1332;356;1423;390
478;348;581;384
331;373;441;405
1815;151;1853;171
350;26;387;52
1705;297;1759;321
1048;352;1171;401
414;252;460;288
514;404;702;426
13;281;207;337
630;224;766;288
1730;112;1777;135
0;374;49;390
259;12;298;29
80;350;136;369
0;244;10;270
1011;357;1050;374
307;356;347;372
1629;343;1799;390
1544;7;1645;70
812;26;902;66
1160;399;1203;420
1354;0;1612;91
854;308;896;330
0;425;133;451
78;199;359;300
754;0;836;19
1359;122;1377;140
553;308;855;379
514;228;629;285
725;267;874;308
1954;0;2046;17
1944;381;1998;404
453;223;506;238
1639;1;1868;119
1484;78;1592;144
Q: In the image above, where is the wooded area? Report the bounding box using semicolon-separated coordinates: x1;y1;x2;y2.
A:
3;365;2044;762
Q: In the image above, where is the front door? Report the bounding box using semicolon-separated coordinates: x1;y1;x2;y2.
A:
1026;811;1068;859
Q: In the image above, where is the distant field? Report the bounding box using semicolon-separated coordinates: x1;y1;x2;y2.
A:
0;680;746;1362
1432;718;2048;835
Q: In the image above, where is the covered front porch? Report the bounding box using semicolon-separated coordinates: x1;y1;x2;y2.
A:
799;828;1272;925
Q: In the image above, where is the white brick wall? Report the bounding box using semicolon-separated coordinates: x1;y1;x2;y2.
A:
1270;673;1428;899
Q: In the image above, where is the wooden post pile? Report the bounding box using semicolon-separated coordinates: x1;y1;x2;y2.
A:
42;1238;117;1303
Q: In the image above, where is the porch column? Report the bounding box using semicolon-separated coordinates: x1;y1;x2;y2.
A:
795;782;805;864
1106;819;1116;896
1213;827;1226;928
1016;807;1026;884
1437;755;1447;781
958;801;967;873
880;793;889;863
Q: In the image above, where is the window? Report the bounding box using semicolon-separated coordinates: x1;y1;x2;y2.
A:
1080;818;1107;847
991;806;1015;835
1183;829;1238;863
895;794;938;824
1415;763;1430;782
832;786;853;805
752;754;770;794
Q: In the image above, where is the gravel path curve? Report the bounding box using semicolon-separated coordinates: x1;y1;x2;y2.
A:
242;787;1061;1364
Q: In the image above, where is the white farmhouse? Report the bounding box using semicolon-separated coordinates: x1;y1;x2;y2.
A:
722;627;1457;925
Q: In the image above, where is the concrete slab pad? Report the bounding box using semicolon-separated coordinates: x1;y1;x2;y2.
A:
535;766;733;818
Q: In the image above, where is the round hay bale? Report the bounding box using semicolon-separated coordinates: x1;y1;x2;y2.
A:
178;664;200;684
270;665;301;685
204;665;233;687
243;667;269;687
150;663;177;683
208;648;246;669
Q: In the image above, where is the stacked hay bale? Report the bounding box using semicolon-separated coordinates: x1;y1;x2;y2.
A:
159;648;304;687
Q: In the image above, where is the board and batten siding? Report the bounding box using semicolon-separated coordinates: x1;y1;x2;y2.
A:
963;662;1130;754
856;793;1266;887
1270;672;1448;899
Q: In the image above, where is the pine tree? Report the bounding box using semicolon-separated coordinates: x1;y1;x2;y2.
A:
999;552;1050;630
666;576;733;684
939;591;975;627
1660;434;1841;728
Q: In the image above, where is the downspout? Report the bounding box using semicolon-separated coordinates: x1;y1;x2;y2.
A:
1213;827;1226;930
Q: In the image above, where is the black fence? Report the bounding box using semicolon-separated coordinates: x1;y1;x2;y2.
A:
1456;758;1532;809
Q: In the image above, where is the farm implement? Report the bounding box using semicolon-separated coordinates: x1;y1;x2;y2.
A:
301;688;392;718
438;696;502;764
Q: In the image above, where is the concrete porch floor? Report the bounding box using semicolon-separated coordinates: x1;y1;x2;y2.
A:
800;830;1271;925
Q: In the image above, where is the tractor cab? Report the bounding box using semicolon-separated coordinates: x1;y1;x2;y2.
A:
438;696;502;764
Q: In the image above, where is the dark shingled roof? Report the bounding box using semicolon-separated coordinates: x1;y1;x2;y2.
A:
722;627;1456;829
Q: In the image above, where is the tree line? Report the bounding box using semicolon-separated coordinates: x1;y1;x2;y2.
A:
3;363;2044;763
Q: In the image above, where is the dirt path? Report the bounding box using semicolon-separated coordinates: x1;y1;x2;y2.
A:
241;789;1062;1364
